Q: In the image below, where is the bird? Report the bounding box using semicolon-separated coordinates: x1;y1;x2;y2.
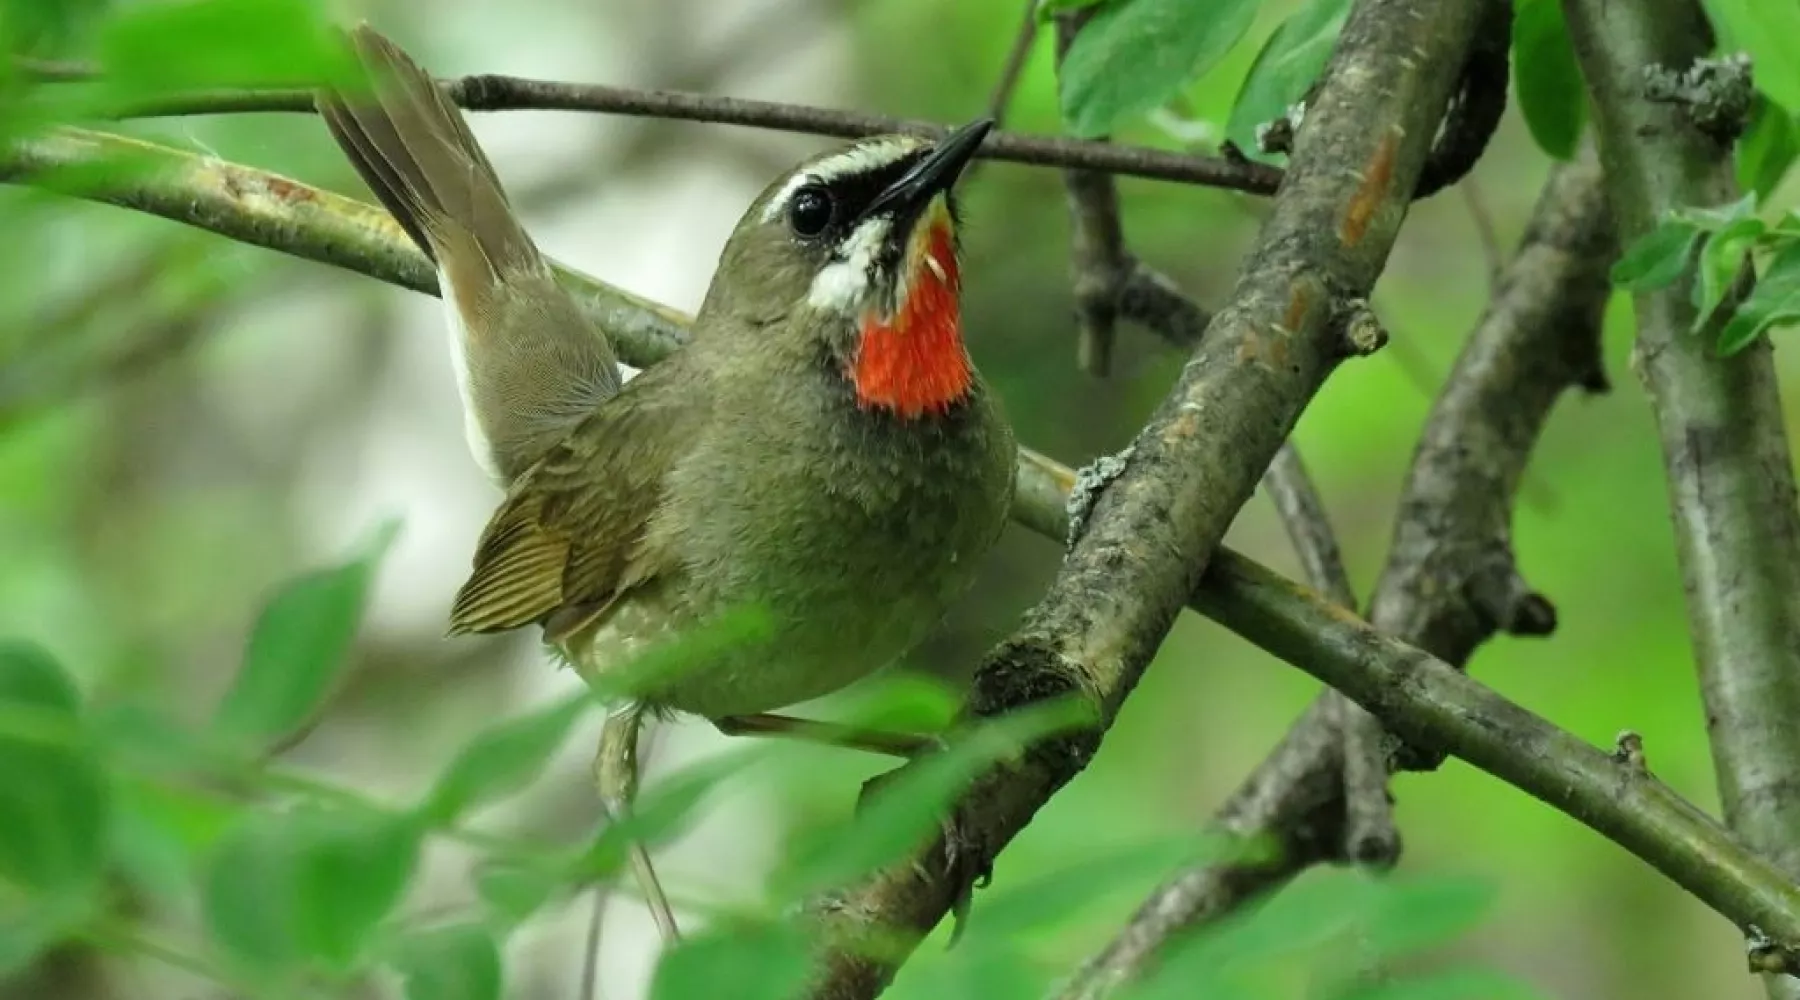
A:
316;25;1016;944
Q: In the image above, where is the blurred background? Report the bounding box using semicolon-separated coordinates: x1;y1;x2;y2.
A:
1;0;1793;996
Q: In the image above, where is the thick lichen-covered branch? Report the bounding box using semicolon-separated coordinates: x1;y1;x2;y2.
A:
1564;0;1800;989
1057;153;1613;1000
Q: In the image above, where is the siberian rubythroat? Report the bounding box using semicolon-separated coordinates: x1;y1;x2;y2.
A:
317;26;1015;942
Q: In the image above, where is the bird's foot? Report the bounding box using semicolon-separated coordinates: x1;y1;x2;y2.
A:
854;745;991;948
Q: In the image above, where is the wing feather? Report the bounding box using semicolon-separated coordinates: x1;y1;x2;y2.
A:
447;360;703;636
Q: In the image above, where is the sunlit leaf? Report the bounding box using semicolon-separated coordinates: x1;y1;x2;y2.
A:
1226;0;1349;157
0;641;109;894
775;699;1092;898
1036;0;1110;22
1339;966;1550;1000
1511;0;1586;160
1060;0;1261;137
391;923;503;1000
1692;216;1764;332
1610;218;1701;291
290;806;423;971
649;922;814;1000
211;518;399;753
1739;97;1800;200
576;749;764;877
204;803;422;974
473;858;567;927
1357;873;1498;960
203;811;305;973
1701;0;1800;111
960;835;1212;942
99;0;359;99
1717;240;1800;355
421;692;589;825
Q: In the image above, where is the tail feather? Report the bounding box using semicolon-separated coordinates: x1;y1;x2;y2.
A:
316;24;540;280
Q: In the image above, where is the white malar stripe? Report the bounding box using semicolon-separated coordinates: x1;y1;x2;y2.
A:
806;216;889;313
437;269;506;485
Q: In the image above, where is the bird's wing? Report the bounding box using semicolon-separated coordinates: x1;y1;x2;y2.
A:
447;358;704;636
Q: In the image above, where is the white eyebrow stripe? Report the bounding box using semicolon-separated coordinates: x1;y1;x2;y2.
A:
757;137;926;224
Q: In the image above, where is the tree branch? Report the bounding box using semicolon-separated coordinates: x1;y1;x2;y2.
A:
1564;1;1800;993
802;0;1488;993
38;69;1285;194
1059;153;1613;998
1263;442;1400;869
1053;12;1130;376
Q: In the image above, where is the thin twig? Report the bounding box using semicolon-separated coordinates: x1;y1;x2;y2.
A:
52;72;1285;194
987;0;1042;125
1461;174;1504;285
960;0;1042;191
1053;12;1131;376
1260;444;1399;868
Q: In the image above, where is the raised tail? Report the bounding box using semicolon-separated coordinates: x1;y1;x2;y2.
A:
317;24;622;485
317;24;536;278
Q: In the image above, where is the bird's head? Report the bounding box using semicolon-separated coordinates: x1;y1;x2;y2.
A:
700;119;991;420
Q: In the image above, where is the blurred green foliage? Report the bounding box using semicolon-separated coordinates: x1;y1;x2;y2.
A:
1;0;1799;998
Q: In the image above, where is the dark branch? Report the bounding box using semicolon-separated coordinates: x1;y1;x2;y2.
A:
1059;154;1615;997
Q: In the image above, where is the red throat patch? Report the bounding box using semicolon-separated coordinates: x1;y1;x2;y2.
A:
850;224;972;419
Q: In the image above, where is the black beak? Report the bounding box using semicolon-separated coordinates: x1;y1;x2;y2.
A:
862;117;993;222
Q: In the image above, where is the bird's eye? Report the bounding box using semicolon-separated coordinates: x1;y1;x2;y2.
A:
787;184;834;238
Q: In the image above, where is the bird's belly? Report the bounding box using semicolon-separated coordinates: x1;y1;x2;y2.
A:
568;560;970;720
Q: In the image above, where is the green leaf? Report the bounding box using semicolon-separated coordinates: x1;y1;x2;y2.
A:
98;0;359;99
1225;0;1349;157
1680;192;1760;229
1738;97;1799;199
649;922;814;1000
421;692;589;825
1701;0;1800;111
0;641;110;894
1716;241;1800;355
1036;0;1109;22
109;776;242;900
1059;0;1262;138
961;835;1212;942
211;519;400;752
0;0;107;58
1510;0;1586;160
1692;216;1765;332
203;811;305;972
1340;966;1550;1000
1357;874;1498;960
473;858;566;927
1610;218;1701;290
391;923;503;1000
775;699;1092;898
204;804;422;975
290;807;423;971
576;748;765;877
